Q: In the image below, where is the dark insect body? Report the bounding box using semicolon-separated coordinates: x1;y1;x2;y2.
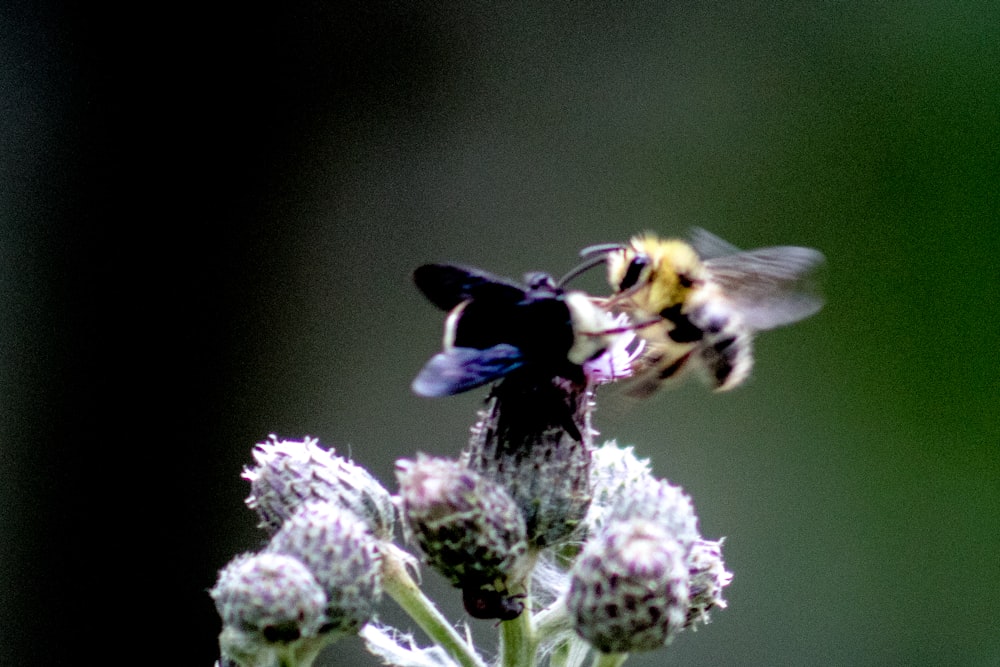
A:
412;264;616;398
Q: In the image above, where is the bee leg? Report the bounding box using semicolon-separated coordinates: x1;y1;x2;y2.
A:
581;316;661;337
657;351;693;380
626;350;692;397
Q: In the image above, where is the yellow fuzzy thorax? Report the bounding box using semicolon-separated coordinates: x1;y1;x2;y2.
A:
610;234;705;314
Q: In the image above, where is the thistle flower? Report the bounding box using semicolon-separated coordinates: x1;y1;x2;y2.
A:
210;552;328;667
581;313;644;385
584;442;657;534
463;374;595;549
592;457;699;547
265;501;383;637
566;449;731;654
395;455;529;620
567;518;690;653
243;435;395;540
457;314;641;551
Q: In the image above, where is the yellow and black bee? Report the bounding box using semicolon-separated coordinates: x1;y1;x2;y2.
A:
585;228;824;395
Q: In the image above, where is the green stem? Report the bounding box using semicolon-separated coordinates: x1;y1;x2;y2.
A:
548;641;571;667
499;604;535;667
499;581;535;667
381;548;488;667
279;633;332;667
533;595;571;641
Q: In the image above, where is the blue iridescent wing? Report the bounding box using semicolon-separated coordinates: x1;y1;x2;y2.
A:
411;344;525;397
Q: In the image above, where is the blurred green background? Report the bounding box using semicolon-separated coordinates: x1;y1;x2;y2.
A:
3;2;997;665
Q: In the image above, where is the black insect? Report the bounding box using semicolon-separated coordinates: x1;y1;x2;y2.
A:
462;585;525;622
411;264;613;398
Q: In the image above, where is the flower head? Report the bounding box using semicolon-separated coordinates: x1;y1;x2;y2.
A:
566;446;731;653
581;313;644;384
395;455;529;619
567;519;690;653
463;375;596;549
266;501;383;637
211;552;328;667
243;435;395;540
584;441;657;533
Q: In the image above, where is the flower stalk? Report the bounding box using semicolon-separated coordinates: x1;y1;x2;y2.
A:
379;547;488;667
499;599;536;667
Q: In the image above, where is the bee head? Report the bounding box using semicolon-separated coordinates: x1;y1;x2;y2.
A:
609;235;704;311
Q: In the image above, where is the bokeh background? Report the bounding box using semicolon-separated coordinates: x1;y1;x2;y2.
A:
3;2;998;665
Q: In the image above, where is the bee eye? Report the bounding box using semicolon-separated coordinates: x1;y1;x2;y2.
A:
619;256;648;291
677;273;694;288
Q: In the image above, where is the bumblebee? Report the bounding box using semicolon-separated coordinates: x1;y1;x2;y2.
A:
411;264;620;397
586;228;824;394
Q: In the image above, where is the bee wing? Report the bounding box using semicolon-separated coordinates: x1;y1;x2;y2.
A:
704;246;825;330
689;227;744;259
411;344;525;397
413;264;526;312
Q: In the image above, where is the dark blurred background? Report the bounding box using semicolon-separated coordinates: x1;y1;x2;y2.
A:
3;2;998;665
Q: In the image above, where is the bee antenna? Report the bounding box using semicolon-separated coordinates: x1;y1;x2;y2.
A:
579;242;623;259
557;254;609;287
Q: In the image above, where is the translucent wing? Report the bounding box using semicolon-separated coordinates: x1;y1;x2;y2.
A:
411;344;525;397
413;264;526;312
688;227;745;260
704;246;825;330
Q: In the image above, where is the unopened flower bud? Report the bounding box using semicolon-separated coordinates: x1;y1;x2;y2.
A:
266;501;382;637
567;519;689;653
243;435;395;540
568;459;732;653
395;455;529;619
211;552;327;665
